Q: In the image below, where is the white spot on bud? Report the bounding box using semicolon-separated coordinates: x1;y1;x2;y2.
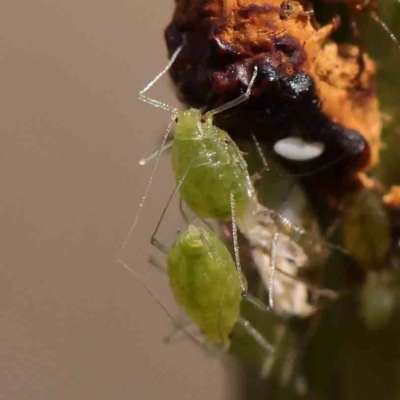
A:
274;137;325;161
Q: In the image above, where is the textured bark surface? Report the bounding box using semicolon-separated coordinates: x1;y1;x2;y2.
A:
165;0;382;201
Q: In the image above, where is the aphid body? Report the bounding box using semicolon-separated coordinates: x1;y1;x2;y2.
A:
167;224;241;347
172;108;254;221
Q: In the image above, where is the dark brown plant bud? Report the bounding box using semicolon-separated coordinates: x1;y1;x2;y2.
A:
165;0;382;196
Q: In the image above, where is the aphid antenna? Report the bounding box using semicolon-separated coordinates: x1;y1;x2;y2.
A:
115;256;205;349
120;119;174;252
150;168;190;254
121;41;189;252
138;43;185;113
207;66;259;117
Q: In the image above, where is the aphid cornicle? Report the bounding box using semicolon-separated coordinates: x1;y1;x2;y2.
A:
167;225;241;347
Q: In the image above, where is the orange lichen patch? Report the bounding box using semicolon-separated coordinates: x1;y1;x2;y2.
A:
312;42;381;167
357;173;380;191
383;186;400;209
168;0;382;170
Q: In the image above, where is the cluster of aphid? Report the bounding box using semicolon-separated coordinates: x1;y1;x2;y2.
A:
118;41;340;358
119;0;400;372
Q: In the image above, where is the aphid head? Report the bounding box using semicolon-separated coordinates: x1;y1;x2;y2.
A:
178;225;208;255
175;109;208;139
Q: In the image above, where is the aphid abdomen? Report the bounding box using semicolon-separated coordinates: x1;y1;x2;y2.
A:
167;225;241;346
172;109;253;220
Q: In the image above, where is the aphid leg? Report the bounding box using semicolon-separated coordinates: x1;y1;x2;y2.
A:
273;263;339;300
138;44;184;113
179;198;200;227
245;294;270;313
198;216;218;233
250;132;270;182
207;66;258;116
237;316;275;354
179;198;190;225
369;11;400;52
151;169;190;253
269;210;306;239
268;231;280;310
115;256;205;349
121;120;174;251
268;209;347;258
139;140;173;166
164;315;198;344
230;191;248;297
148;255;167;273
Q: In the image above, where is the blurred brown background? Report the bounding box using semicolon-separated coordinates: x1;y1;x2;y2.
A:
0;1;236;399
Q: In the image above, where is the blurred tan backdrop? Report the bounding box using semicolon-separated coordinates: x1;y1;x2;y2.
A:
0;2;237;399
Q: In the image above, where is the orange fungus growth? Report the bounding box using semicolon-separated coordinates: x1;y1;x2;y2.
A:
165;0;382;190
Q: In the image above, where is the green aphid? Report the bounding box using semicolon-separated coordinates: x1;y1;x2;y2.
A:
172;108;255;221
167;225;241;347
129;44;314;315
122;44;257;251
118;225;274;354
